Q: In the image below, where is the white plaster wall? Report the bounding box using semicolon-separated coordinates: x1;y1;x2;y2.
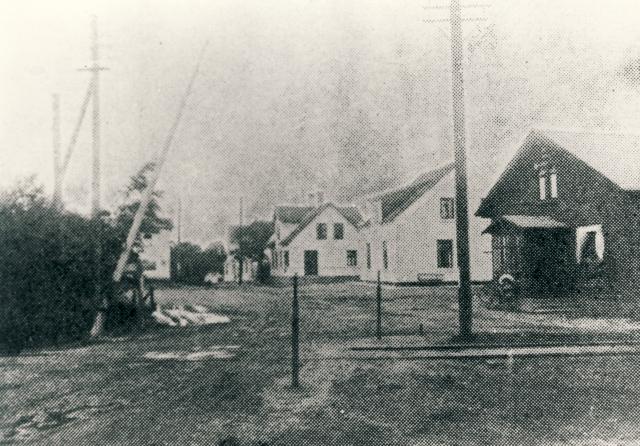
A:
359;171;492;283
140;230;172;279
273;206;360;277
359;222;399;283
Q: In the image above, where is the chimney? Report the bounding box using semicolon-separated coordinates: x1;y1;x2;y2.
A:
316;190;325;206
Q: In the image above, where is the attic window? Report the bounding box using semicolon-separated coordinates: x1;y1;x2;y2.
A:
316;223;327;240
440;198;455;219
538;167;558;200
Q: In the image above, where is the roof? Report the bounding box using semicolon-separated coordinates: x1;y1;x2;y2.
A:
482;215;568;234
477;128;640;217
278;203;363;246
537;128;640;190
274;206;316;225
371;162;455;224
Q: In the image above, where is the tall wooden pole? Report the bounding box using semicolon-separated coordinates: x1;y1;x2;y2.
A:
52;94;62;209
376;270;382;340
89;16;105;337
90;15;101;217
450;0;473;339
291;273;300;388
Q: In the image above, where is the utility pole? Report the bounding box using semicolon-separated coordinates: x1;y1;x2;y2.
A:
450;0;473;339
90;16;102;217
177;196;182;244
52;94;62;209
425;0;489;339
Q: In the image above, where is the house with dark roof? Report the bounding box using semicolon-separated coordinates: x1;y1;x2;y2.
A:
271;201;363;280
358;162;492;284
476;128;640;297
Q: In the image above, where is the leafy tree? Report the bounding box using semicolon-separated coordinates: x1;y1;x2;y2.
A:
236;220;274;261
0;178;121;353
235;220;274;284
112;162;173;248
171;242;226;284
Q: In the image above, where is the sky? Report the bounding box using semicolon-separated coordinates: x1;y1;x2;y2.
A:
1;0;640;245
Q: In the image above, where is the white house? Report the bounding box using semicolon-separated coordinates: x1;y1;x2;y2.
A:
358;162;492;284
271;203;363;280
139;230;172;280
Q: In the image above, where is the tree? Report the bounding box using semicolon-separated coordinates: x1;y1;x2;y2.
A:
112;162;173;248
170;242;226;285
0;177;121;353
234;220;274;284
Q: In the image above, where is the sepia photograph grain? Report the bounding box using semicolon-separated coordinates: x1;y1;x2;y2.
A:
1;1;640;444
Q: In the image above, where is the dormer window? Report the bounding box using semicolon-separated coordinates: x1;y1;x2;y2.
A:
538;166;558;200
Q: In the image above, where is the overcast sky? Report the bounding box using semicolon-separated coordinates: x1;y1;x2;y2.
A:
2;0;639;244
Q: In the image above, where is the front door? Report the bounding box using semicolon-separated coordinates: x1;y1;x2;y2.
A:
528;229;572;295
304;250;318;276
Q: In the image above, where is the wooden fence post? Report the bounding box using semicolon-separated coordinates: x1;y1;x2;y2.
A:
376;270;382;340
291;273;300;388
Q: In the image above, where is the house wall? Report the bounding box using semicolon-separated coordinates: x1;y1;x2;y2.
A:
359;220;399;283
478;138;640;294
272;206;360;277
224;256;255;282
139;230;172;280
360;172;492;283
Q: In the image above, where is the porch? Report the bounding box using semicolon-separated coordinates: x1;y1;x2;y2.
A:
483;215;579;298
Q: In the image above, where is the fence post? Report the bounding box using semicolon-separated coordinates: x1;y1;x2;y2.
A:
376;270;382;340
291;273;300;388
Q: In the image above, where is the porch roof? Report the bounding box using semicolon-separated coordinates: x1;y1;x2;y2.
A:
482;215;569;234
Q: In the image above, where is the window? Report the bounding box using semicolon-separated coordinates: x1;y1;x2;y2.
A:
141;260;156;271
382;241;388;270
538;174;547;200
538;167;558;200
334;223;344;240
366;243;371;269
437;240;454;268
284;250;290;269
550;171;558;198
440;198;455;219
580;231;598;263
347;250;358;267
316;223;327;240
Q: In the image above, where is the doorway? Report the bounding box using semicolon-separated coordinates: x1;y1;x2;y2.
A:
304;250;318;276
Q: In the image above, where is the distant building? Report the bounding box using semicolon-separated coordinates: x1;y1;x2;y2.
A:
139;230;172;280
271;201;363;280
358;162;492;284
223;225;257;283
477;128;640;297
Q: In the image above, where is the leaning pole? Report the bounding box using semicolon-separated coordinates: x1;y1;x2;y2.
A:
90;42;208;337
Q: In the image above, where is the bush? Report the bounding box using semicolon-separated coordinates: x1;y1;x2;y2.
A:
0;181;121;354
171;242;226;285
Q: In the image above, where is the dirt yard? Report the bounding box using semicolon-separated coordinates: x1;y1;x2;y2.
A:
3;282;640;445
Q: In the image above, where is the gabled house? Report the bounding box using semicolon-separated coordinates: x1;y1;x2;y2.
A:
476;128;640;297
271;203;363;280
139;230;172;281
359;162;492;284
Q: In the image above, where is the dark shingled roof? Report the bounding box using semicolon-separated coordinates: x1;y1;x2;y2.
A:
373;162;455;224
277;203;364;246
274;206;316;225
476;128;640;217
